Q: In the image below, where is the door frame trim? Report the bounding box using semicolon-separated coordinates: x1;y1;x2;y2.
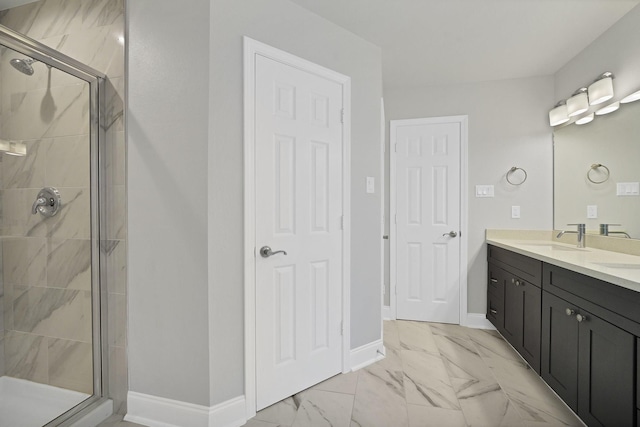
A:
243;36;352;418
389;116;469;325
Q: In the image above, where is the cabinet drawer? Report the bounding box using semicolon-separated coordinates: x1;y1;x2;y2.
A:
488;245;542;286
487;292;504;331
488;263;505;297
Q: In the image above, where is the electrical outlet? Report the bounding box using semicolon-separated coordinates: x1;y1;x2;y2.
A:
511;206;521;219
587;205;598;219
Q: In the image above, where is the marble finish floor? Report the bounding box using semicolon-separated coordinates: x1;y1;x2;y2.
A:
244;320;583;427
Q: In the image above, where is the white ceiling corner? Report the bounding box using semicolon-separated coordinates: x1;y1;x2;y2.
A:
290;0;640;89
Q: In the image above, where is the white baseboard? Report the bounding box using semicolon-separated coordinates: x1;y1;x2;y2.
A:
464;313;496;330
349;339;385;371
382;305;395;320
125;392;246;427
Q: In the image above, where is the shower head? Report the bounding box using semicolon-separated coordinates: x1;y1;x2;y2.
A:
10;58;36;76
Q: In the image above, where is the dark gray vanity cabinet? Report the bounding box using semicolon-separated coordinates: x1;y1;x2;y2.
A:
542;264;636;427
488;245;640;427
487;245;542;373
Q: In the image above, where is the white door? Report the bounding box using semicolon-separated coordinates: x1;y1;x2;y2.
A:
254;54;344;410
392;118;462;324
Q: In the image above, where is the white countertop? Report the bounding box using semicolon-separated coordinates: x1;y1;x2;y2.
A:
486;237;640;293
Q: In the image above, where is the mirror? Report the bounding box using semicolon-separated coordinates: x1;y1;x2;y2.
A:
554;100;640;239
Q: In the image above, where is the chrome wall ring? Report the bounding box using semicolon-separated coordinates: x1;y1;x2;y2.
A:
587;163;610;184
506;166;527;185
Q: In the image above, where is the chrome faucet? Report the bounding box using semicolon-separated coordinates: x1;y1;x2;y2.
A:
557;223;586;248
599;223;631;238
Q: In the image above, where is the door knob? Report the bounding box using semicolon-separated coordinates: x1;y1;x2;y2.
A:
565;308;576;316
576;314;588;323
443;231;458;238
260;246;287;258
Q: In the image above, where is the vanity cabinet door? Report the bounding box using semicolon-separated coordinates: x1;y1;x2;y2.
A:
502;275;522;346
520;280;541;373
578;311;634;427
542;291;579;412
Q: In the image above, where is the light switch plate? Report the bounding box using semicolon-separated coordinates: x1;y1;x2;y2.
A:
475;185;494;198
617;182;640;196
587;205;598;219
511;206;521;219
366;176;375;194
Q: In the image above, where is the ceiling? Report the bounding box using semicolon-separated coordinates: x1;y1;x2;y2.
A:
290;0;640;89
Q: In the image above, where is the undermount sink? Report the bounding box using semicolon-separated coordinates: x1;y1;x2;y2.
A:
519;243;588;252
591;262;640;270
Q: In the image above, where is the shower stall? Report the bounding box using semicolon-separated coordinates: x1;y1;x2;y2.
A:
0;24;110;426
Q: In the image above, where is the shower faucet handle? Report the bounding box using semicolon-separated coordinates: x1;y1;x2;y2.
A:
32;187;61;217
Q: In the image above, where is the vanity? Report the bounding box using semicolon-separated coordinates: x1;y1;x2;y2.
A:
486;233;640;427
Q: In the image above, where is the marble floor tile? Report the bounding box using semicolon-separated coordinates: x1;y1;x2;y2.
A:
312;371;359;395
254;396;300;425
401;350;460;410
236;321;585;427
383;320;401;350
433;334;494;382
452;377;524;427
429;323;470;340
292;389;354;427
397;321;439;354
350;364;408;427
407;404;468;427
242;420;285;427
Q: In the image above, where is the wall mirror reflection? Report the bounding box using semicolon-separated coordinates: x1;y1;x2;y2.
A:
554;99;640;239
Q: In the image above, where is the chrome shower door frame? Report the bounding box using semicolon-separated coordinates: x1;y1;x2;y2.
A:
0;24;111;426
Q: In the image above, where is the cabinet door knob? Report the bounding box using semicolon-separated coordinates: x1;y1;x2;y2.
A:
511;278;515;284
515;280;521;286
565;308;576;316
576;314;588;323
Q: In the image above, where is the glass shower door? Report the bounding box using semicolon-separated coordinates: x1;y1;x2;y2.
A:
0;41;101;426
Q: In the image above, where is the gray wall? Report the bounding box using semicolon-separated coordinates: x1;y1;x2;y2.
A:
555;4;640;102
128;0;211;406
384;76;555;314
129;0;383;407
209;0;383;404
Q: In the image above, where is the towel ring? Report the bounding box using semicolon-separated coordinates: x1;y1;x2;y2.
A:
587;163;610;184
506;166;527;185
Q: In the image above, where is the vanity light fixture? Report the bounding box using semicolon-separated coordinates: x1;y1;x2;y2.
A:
594;101;620;116
567;88;589;117
575;113;594;125
549;101;570;126
588;72;615;106
620;89;640;104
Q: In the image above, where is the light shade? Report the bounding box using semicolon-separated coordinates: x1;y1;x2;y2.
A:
621;89;640;104
588;73;614;106
575;113;594;125
595;101;620;116
567;89;589;117
549;102;569;126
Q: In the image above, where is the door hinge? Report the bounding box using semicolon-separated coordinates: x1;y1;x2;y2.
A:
394;144;398;153
340;215;344;230
394;214;397;224
340;321;344;335
340;109;344;124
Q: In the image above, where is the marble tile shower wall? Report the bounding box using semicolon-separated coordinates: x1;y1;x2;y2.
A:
0;0;126;412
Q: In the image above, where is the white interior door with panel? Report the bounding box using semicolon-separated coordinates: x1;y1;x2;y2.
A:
391;117;464;324
247;41;350;412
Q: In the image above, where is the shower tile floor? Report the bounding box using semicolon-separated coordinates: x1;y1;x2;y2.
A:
101;320;584;427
